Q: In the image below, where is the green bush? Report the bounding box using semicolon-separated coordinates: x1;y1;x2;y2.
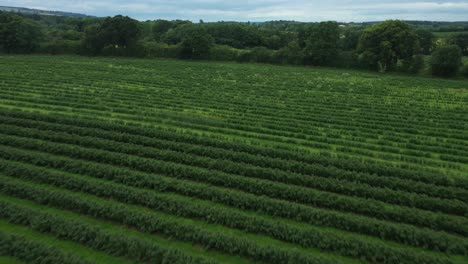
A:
398;55;425;74
38;40;81;55
208;45;239;61
249;47;274;63
143;41;180;58
461;63;468;78
430;45;462;77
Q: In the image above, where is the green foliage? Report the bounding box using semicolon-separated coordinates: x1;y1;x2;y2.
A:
0;56;468;263
208;45;239;61
461;62;468;78
430;45;463;77
179;25;214;59
358;20;420;72
82;15;140;56
143;41;180;58
448;33;468;56
276;41;304;65
0;232;91;264
0;13;43;53
303;22;340;66
415;29;435;55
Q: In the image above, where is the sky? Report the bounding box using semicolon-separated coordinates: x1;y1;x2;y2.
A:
1;0;468;22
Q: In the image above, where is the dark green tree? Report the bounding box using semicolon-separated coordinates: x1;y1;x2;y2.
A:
179;25;214;59
448;33;468;56
430;45;462;77
152;20;174;41
303;21;340;66
82;15;140;55
357;20;420;72
415;29;434;55
0;13;42;53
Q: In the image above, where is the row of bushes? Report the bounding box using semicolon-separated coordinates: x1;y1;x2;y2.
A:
1;115;466;217
2;89;464;176
3;89;465;186
1;157;467;257
1;132;467;237
0;176;337;264
0;199;214;264
2;140;468;255
0;232;91;264
0;174;457;263
1;131;467;241
1;108;466;202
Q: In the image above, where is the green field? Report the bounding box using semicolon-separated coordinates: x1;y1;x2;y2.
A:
0;55;467;264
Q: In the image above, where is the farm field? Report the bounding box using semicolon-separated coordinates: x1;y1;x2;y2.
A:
0;55;467;263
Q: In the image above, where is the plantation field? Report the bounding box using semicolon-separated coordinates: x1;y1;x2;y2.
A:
0;55;467;264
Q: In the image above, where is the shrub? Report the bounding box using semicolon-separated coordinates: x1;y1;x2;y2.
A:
249;47;274;63
430;45;462;77
143;42;180;59
209;45;239;61
461;63;468;78
398;55;426;74
38;40;81;55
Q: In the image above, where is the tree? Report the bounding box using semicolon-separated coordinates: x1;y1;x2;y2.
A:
303;21;340;66
430;45;462;77
358;20;420;72
415;29;434;55
339;28;362;51
82;15;140;55
0;13;42;53
152;20;174;41
100;15;140;48
448;33;468;56
179;25;214;59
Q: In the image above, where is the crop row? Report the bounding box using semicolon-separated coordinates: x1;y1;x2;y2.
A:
0;145;466;254
0;231;91;264
1;133;467;236
1;106;466;192
1;119;466;217
0;175;456;264
4;82;466;153
1;92;465;170
3;72;465;138
0;176;346;264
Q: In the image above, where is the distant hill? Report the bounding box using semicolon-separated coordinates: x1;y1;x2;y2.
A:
0;6;89;18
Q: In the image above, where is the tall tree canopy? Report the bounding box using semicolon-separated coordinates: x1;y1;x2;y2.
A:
303;21;340;66
358;20;420;71
415;29;434;55
0;13;42;53
430;45;462;77
83;15;140;55
178;25;214;59
449;33;468;56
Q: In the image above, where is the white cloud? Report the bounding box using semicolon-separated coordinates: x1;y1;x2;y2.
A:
0;0;467;21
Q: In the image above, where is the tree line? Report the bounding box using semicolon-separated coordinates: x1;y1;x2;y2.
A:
1;11;468;78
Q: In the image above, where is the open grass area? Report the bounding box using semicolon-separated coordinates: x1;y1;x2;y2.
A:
0;55;467;263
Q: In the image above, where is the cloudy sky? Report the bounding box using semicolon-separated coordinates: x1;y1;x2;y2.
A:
1;0;468;22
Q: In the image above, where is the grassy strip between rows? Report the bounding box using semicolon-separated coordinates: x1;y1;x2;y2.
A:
0;256;23;264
